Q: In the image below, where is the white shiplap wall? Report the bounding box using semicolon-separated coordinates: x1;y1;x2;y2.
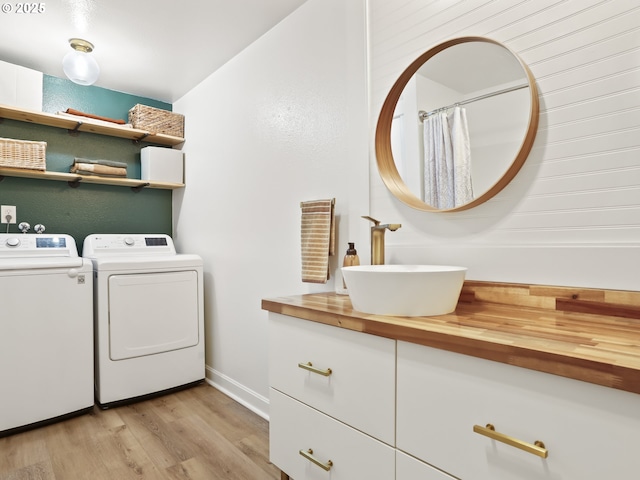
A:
368;0;640;290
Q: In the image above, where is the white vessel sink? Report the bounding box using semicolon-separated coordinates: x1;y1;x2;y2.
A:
341;265;467;317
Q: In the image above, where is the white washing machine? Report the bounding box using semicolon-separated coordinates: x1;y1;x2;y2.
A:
83;234;204;408
0;233;94;437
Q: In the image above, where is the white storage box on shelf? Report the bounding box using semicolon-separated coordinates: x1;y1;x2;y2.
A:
140;146;184;184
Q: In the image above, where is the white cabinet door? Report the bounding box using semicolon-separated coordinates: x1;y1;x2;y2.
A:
270;389;395;480
269;313;396;444
396;451;456;480
397;341;640;480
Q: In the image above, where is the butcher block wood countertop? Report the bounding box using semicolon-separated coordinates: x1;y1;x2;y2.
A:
262;281;640;395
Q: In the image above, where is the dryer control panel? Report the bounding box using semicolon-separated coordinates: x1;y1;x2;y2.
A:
83;234;177;257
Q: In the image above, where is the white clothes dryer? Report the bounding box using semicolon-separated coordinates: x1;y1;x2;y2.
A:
83;234;204;408
0;233;93;437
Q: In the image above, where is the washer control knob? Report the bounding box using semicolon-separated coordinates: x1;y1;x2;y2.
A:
124;237;135;246
6;237;20;247
67;268;79;278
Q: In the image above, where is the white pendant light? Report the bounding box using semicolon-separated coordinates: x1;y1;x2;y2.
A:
62;38;100;86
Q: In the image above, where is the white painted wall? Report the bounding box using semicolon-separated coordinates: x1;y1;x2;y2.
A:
369;0;640;291
172;0;369;417
172;0;639;416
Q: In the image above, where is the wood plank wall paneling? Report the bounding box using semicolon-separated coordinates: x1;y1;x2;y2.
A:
368;0;640;290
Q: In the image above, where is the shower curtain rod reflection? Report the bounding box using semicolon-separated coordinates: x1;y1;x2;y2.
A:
419;83;529;121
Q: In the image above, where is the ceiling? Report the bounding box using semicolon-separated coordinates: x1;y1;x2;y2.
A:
418;41;527;95
0;0;308;103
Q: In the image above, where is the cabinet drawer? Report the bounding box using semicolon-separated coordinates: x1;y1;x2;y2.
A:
270;389;395;480
397;341;640;480
396;451;456;480
269;313;395;444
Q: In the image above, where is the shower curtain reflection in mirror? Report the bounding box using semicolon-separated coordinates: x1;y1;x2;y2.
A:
423;106;473;209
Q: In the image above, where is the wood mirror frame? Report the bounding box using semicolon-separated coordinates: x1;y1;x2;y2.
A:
374;36;540;212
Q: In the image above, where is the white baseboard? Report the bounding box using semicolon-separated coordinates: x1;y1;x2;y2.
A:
205;365;270;421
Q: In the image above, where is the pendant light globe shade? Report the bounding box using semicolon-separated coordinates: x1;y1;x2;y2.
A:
62;38;100;86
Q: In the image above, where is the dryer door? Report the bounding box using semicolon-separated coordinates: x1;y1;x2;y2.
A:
108;270;199;360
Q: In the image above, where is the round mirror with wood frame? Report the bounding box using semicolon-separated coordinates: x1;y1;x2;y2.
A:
375;36;539;212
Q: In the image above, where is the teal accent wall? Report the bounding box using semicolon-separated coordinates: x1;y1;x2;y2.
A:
0;76;175;252
42;75;171;120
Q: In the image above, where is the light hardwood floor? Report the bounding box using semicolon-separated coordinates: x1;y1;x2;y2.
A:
0;384;281;480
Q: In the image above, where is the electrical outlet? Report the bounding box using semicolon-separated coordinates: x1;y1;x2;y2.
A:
1;205;16;224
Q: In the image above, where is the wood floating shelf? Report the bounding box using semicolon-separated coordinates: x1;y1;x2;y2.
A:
0;104;185;146
0;166;183;191
0;103;185;190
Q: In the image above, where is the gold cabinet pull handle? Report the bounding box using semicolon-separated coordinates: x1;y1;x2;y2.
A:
473;424;548;458
298;361;332;377
299;448;333;471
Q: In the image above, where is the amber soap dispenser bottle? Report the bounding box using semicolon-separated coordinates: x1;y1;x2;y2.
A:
341;242;360;291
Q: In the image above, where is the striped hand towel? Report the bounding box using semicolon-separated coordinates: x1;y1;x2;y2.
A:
300;198;335;283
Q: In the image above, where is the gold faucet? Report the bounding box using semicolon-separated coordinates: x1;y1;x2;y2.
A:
362;216;401;265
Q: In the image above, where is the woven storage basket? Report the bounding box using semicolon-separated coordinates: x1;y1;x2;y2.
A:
0;137;46;171
129;104;184;138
